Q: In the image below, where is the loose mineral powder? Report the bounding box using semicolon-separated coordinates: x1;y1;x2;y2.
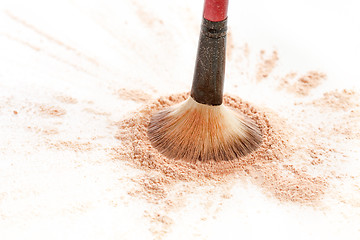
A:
2;2;360;239
112;93;327;204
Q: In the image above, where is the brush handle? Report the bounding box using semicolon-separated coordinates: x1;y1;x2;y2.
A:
191;0;228;106
203;0;229;22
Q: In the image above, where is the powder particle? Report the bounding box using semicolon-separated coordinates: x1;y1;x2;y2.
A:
112;93;327;204
256;50;279;82
280;71;327;96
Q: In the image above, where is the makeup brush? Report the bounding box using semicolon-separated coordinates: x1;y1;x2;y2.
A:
148;0;262;161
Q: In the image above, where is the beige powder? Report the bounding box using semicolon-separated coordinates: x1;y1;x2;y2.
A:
112;93;327;204
116;88;153;103
48;140;98;152
39;105;67;117
2;2;360;239
256;50;279;82
312;89;360;111
55;95;78;104
279;71;327;96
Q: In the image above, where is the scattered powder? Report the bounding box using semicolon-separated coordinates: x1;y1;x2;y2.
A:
83;107;111;116
27;125;59;135
133;1;164;28
312;89;360;111
55;95;78;104
255;50;279;82
48;140;97;152
116;88;152;103
112;93;327;204
144;210;174;237
226;29;234;59
279;71;327;96
129;173;170;203
39;105;67;117
328;107;360;140
293;89;360;140
2;4;360;239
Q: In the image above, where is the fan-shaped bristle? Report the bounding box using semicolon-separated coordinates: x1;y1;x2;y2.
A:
148;97;262;161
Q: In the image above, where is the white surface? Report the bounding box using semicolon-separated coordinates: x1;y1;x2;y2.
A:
0;0;359;239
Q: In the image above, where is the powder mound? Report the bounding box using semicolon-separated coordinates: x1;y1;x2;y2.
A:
113;93;327;203
114;93;286;180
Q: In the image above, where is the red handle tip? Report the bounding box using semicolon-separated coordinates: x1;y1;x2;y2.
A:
203;0;229;22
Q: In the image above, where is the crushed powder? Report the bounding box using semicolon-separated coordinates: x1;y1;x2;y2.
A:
112;93;327;204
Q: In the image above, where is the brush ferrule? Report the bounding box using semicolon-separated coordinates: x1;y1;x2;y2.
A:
191;18;227;106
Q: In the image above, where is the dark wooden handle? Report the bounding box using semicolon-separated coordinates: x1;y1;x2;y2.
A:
191;17;228;106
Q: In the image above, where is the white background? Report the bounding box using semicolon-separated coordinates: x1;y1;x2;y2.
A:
0;0;359;239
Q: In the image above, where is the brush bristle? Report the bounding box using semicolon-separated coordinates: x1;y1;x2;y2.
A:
148;97;262;161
